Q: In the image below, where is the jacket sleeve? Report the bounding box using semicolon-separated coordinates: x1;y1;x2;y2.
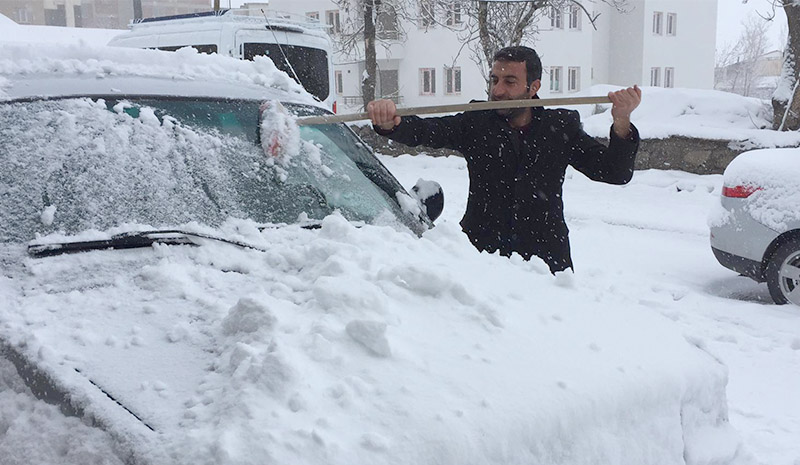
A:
373;113;466;151
568;113;640;185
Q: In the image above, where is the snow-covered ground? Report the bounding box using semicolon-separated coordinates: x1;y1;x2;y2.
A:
2;153;799;465
1;19;799;465
384;154;800;465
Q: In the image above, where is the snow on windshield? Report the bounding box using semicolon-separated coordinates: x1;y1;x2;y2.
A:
0;97;298;241
723;148;800;231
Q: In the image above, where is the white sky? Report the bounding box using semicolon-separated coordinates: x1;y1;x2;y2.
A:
716;0;788;51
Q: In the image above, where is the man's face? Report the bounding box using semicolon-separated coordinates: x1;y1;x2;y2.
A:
489;59;540;118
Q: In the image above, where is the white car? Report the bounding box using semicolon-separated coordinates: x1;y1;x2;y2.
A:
710;148;800;306
1;44;746;465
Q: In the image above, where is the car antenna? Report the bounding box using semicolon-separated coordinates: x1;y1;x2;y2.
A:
260;8;305;91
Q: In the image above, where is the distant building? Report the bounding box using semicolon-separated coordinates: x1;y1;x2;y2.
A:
715;49;783;100
0;0;211;30
266;0;717;112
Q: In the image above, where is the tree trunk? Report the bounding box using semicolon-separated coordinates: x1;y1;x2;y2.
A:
773;1;800;130
361;0;377;109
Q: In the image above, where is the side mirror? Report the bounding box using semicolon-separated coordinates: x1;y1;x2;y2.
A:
411;179;444;222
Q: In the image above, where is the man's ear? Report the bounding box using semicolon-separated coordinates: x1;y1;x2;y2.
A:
529;79;541;97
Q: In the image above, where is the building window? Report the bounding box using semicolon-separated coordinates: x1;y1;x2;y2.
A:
446;2;462;26
306;11;319;22
664;67;674;88
650;67;661;86
568;67;580;92
666;13;677;36
335;71;343;94
568;5;581;30
420;68;436;95
420;0;435;28
550;7;563;29
445;66;461;94
653;11;663;35
326;10;341;34
15;7;32;24
549;67;562;92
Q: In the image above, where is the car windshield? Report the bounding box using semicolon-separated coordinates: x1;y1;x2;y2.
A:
0;96;422;243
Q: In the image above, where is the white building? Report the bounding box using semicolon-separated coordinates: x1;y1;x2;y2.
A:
264;0;717;112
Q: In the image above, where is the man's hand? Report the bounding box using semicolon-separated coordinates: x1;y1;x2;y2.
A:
608;85;641;139
367;99;402;131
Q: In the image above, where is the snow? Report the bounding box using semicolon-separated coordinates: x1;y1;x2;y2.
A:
3;150;800;464
1;29;800;465
0;42;310;103
722;148;800;231
0;13;123;46
581;85;800;148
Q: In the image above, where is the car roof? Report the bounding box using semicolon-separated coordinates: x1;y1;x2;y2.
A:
0;42;327;110
1;73;323;106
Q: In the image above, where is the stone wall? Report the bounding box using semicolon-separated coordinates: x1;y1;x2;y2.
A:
351;124;761;175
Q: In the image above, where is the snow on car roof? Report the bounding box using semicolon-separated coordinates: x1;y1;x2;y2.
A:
723;147;800;231
0;42;321;107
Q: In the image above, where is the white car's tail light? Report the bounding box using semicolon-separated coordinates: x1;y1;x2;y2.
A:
722;184;762;198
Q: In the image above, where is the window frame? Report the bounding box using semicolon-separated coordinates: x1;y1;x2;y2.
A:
420;0;435;28
568;67;580;92
549;66;563;93
325;10;341;34
568;5;581;30
666;13;677;36
444;66;461;95
664;67;674;88
550;7;563;30
653;11;663;35
420;68;436;95
650;67;661;87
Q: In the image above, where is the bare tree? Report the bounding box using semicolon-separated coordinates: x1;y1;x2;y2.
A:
433;0;629;89
752;0;800;130
334;0;412;109
716;13;772;96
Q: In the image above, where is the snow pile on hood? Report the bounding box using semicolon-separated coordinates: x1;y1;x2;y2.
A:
581;85;800;149
0;42;311;103
722;147;800;231
0;213;747;465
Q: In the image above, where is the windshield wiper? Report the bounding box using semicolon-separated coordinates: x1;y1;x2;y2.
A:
27;229;266;258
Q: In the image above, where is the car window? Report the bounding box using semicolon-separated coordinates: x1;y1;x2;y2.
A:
0;97;422;243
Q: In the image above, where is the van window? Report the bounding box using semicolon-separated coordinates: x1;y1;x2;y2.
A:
243;43;329;101
157;44;218;54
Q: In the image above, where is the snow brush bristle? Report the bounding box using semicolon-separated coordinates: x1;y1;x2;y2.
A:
259;100;300;164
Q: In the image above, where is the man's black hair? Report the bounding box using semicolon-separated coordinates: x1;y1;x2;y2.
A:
493;46;543;87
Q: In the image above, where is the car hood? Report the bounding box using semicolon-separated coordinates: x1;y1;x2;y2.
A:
0;216;743;465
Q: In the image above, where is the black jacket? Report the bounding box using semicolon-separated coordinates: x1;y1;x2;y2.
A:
377;104;639;272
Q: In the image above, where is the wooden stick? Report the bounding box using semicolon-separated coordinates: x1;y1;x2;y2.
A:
296;95;611;126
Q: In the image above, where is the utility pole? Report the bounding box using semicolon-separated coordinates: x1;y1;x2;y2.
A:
133;0;142;20
214;0;220;11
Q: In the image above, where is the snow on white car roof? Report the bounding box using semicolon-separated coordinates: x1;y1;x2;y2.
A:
0;42;322;108
723;147;800;232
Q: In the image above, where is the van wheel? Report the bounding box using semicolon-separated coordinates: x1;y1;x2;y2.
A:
766;239;800;306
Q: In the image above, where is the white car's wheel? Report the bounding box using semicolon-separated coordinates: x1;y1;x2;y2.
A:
766;239;800;306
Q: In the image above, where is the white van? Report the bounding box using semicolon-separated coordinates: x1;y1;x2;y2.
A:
108;8;337;111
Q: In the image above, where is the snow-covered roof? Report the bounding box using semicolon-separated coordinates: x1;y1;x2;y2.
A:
0;42;321;107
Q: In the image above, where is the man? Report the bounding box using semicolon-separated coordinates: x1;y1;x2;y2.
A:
367;46;641;273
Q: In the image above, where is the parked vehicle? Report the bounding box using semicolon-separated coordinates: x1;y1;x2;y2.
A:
108;8;337;111
710;148;800;306
0;44;744;465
